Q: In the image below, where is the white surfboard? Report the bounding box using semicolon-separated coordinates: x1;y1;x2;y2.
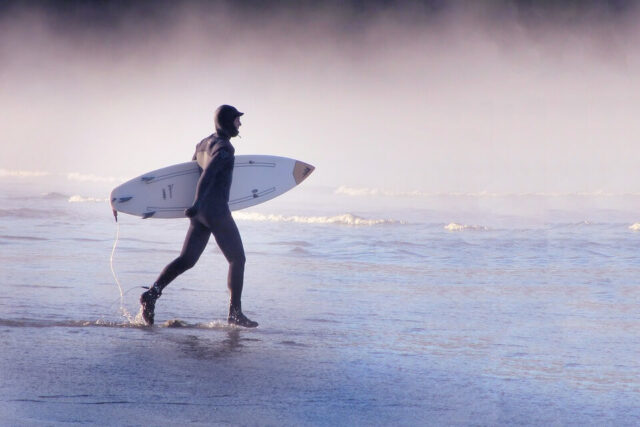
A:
110;155;314;219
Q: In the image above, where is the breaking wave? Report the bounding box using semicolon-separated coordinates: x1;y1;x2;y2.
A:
444;222;489;232
0;168;50;178
68;195;109;203
233;212;402;226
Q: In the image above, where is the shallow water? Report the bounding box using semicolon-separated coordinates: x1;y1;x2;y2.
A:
1;179;640;425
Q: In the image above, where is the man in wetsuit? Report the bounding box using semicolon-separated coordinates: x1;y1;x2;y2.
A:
139;104;258;328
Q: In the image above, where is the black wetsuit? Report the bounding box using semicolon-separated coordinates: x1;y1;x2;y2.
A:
153;132;246;309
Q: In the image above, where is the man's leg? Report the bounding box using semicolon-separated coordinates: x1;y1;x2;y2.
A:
155;219;211;290
210;214;257;328
140;219;210;325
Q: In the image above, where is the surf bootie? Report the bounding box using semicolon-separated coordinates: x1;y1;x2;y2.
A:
228;306;258;328
140;284;162;325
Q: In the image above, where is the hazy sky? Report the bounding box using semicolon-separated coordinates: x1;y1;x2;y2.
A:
1;0;639;193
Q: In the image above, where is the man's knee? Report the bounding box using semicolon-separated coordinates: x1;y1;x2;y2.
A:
230;251;246;267
176;254;198;271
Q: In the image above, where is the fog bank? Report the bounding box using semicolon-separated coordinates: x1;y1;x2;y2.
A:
1;1;639;193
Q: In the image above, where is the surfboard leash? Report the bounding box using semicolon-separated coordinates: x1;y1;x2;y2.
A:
109;218;136;323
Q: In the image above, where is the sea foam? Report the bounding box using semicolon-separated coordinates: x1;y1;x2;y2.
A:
0;168;50;177
629;223;640;231
68;195;109;203
444;223;489;232
233;212;401;226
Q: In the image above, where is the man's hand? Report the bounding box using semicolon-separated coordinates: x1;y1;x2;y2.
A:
184;205;198;218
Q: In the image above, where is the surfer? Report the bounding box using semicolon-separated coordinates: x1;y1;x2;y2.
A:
140;105;258;328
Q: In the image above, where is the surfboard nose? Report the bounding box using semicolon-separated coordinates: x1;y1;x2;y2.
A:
293;161;315;185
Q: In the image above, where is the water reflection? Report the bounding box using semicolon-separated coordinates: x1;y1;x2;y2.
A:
178;328;244;359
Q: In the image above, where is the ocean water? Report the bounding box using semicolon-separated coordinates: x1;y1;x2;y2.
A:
1;173;639;426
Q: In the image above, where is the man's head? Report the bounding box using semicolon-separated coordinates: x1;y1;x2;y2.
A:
214;105;244;138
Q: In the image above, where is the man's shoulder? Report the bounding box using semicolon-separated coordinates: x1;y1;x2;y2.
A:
197;133;216;147
194;135;211;153
211;135;234;154
196;133;234;157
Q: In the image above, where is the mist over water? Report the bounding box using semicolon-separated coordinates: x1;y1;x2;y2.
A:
2;1;640;194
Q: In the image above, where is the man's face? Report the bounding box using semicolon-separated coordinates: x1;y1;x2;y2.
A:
234;116;242;130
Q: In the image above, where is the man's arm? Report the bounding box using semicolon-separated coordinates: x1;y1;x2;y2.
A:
185;148;233;217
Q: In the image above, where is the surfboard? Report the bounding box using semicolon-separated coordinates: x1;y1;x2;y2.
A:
110;155;315;219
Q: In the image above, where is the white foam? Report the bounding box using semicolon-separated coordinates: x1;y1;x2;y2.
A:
629;223;640;231
233;211;401;226
68;195;108;203
444;222;489;232
0;168;50;178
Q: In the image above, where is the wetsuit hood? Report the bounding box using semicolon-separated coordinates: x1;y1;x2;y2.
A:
214;105;244;138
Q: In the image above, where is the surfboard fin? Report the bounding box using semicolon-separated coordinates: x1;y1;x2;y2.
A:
142;211;156;219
